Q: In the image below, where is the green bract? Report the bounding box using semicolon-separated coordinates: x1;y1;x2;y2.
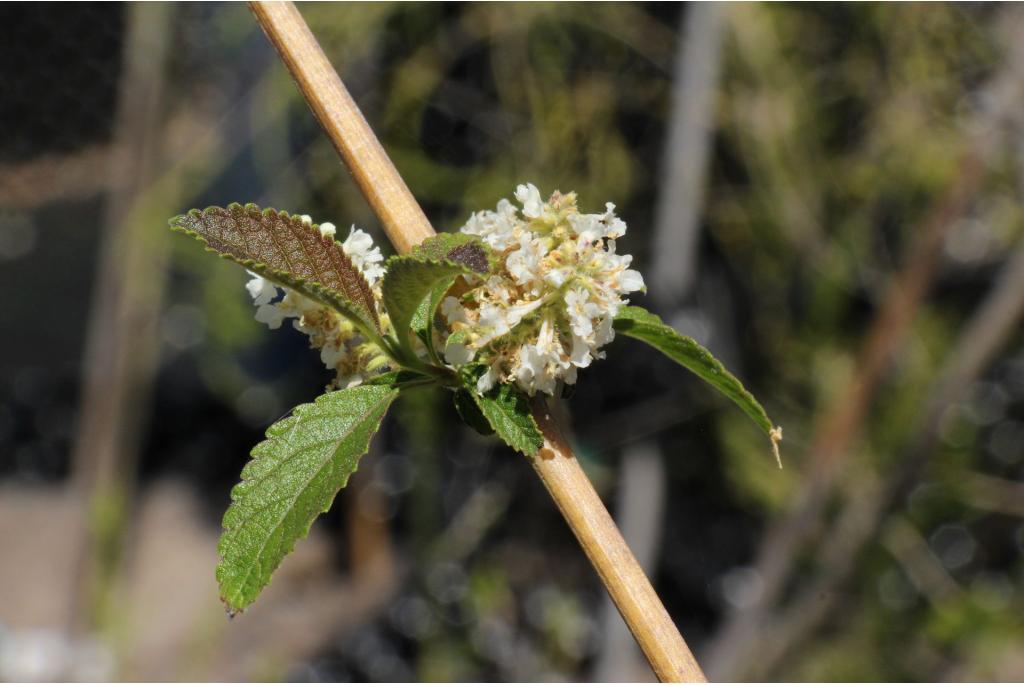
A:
382;233;490;360
453;388;496;437
471;384;545;457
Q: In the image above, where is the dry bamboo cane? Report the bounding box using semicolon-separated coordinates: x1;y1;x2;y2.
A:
247;3;706;681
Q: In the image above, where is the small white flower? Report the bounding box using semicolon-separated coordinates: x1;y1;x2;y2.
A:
510;318;564;395
445;340;474;365
514;344;545;388
441;296;467;324
476;362;502;393
522;352;559;395
565;288;599;340
568;213;604;242
254;303;286;329
341;226;386;284
462;199;519;251
514;183;544;219
448;185;644;395
617;269;645;293
570;334;593;368
601;203;627;238
474;304;512;347
506;234;546;285
243;214;390;388
594;316;615;347
342;226;374;254
281;290;321;317
568;203;627;242
505;298;545;328
245;272;278;306
320;342;345;368
544;266;571;288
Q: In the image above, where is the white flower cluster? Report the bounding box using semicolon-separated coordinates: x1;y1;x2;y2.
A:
245;215;389;389
444;184;645;395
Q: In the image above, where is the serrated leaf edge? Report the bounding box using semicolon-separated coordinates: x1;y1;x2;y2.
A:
405;233;493;360
169;203;384;339
215;385;398;613
382;253;478;356
467;382;544;457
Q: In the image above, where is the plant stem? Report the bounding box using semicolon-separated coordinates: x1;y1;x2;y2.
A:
70;1;175;635
248;2;706;681
530;401;707;682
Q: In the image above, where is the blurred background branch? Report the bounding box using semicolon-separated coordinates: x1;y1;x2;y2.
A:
69;1;174;635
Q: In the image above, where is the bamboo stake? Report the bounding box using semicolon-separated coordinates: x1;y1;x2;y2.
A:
248;3;706;681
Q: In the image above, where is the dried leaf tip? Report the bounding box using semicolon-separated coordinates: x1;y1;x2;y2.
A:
769;425;783;469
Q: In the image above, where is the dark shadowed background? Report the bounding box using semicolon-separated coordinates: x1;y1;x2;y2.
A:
2;2;1023;681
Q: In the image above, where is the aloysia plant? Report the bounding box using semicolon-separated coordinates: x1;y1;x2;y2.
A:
171;184;782;615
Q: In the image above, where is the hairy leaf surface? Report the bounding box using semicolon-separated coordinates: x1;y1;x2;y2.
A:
453;388;495;436
613;305;776;437
467;380;544;456
171;204;381;334
409;232;492;272
216;384;399;613
384;234;490;355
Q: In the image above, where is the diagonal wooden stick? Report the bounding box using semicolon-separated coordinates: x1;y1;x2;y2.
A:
248;3;705;681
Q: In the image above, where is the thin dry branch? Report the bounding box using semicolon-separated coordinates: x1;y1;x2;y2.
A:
882;516;961;604
247;2;705;681
69;2;174;634
0;144;122;208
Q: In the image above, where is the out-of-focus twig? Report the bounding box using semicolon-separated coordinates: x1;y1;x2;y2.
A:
69;2;174;635
433;479;513;563
882;516;961;604
0;145;123;208
345;451;396;586
958;472;1024;518
595;440;669;682
650;4;724;304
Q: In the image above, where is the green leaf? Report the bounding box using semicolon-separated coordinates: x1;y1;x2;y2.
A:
453;388;495;436
464;374;544;456
384;257;467;354
216;383;399;613
364;370;432;388
383;234;490;356
613;305;782;465
411;235;493;362
170;204;381;336
443;329;471;364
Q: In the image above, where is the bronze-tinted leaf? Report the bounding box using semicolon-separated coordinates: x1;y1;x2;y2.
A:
171;203;380;332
